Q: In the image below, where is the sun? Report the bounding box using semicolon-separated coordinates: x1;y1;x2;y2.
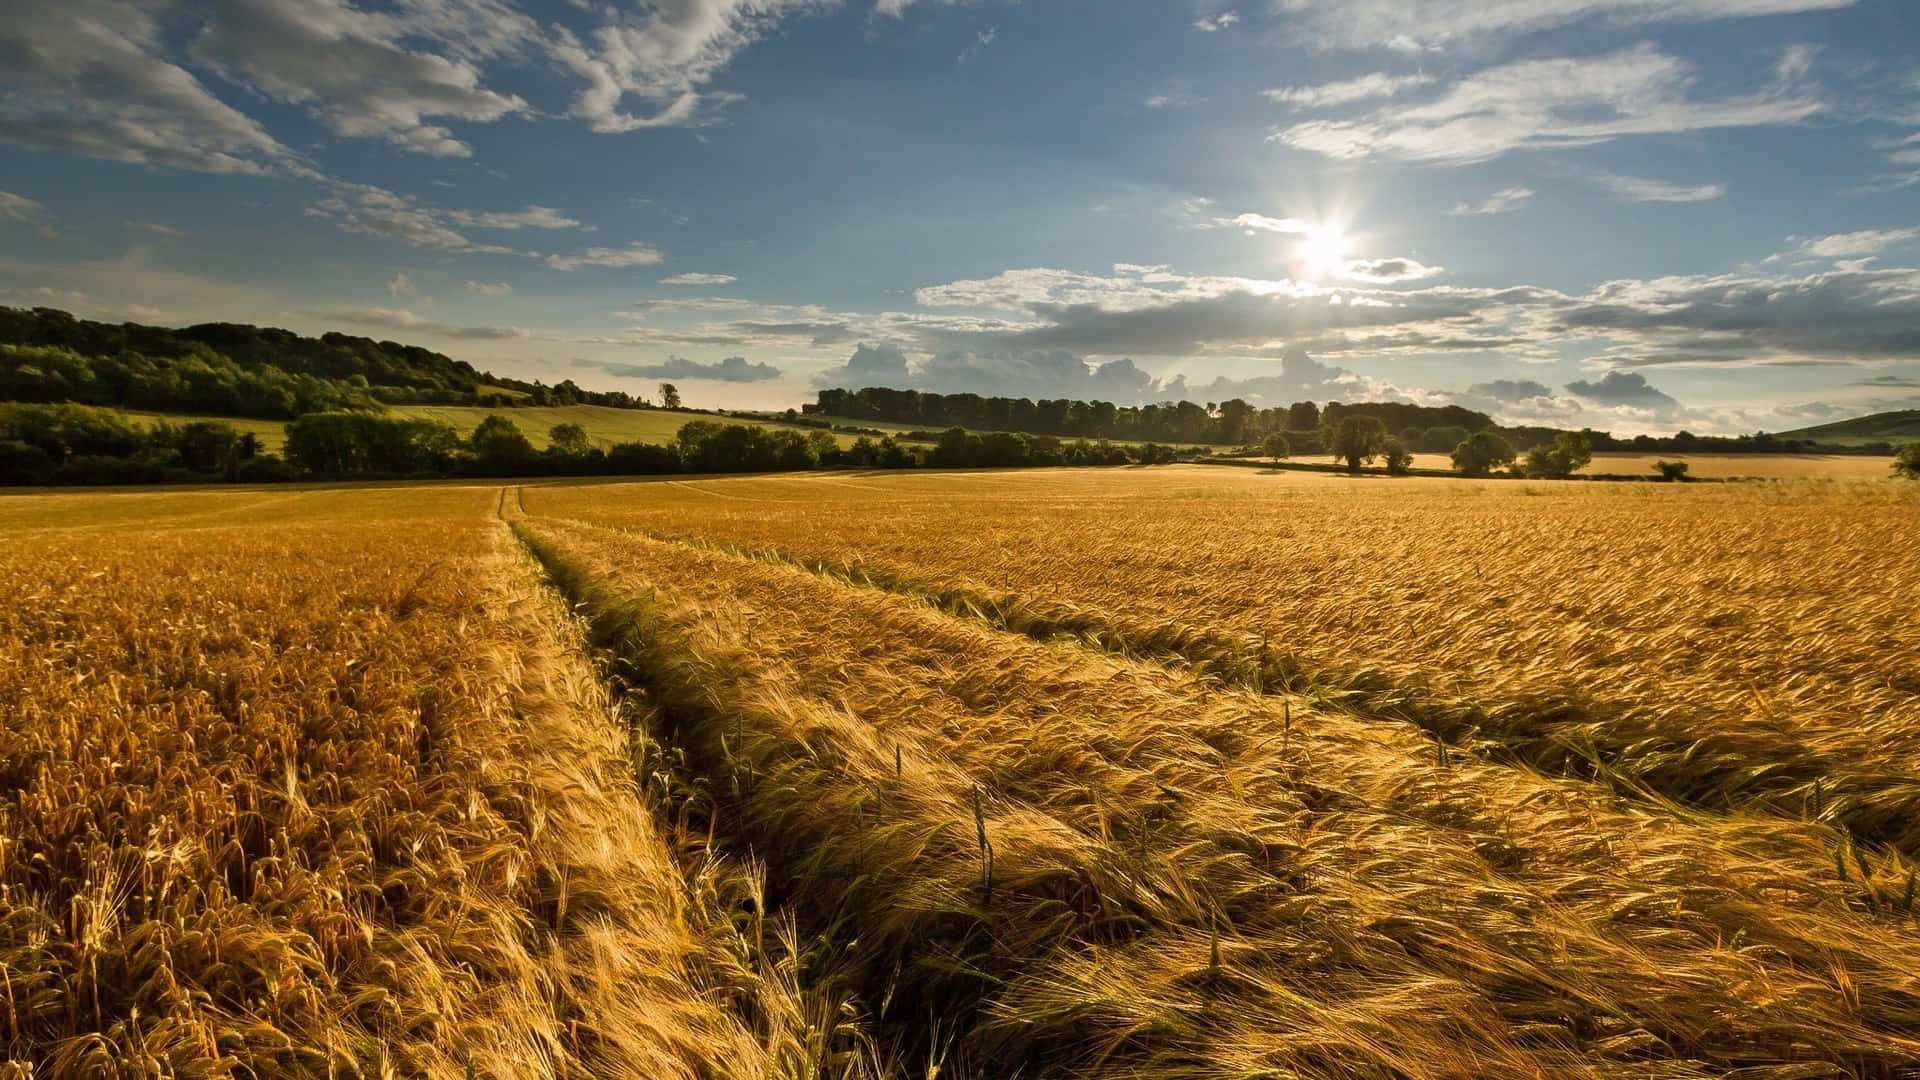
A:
1295;224;1350;280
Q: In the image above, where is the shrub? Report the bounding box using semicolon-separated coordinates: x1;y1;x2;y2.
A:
1382;435;1414;475
1894;441;1920;479
1654;459;1690;482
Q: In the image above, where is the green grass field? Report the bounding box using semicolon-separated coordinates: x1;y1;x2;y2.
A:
117;404;857;453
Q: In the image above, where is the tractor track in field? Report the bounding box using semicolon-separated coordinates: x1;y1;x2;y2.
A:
509;493;1920;874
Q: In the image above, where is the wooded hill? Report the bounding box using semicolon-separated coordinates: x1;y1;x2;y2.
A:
0;306;644;418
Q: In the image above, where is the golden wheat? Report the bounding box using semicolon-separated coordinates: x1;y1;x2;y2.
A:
528;468;1920;855
0;487;881;1078
517;510;1920;1078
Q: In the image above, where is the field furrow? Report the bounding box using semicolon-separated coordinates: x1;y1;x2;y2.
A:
517;513;1920;1079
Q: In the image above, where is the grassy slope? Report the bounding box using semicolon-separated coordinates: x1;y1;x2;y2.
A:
1777;409;1920;445
112;404;858;453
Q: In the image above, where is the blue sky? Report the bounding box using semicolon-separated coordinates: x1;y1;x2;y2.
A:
2;0;1918;432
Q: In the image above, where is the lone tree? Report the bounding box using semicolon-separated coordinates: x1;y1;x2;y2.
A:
1524;430;1594;478
659;382;682;410
1653;459;1690;482
1323;414;1388;473
1261;431;1290;460
548;422;590;456
1895;441;1920;479
1451;431;1517;477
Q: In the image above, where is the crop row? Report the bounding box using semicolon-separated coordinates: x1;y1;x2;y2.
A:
518;514;1920;1079
526;473;1920;857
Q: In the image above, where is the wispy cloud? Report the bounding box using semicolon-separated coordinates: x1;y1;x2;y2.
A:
1192;12;1240;32
0;189;46;223
1272;45;1821;163
1273;0;1857;52
465;281;513;296
661;272;738;285
1263;72;1433;109
448;206;584;230
1800;227;1919;258
545;244;665;271
1590;170;1727;202
957;27;996;63
1448;187;1534;215
580;354;782;382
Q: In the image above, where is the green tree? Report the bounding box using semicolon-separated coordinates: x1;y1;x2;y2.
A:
1525;430;1595;478
471;415;534;473
1381;435;1414;475
1653;459;1690;481
549;422;590;456
806;429;839;463
1894;441;1920;479
1322;414;1388;473
1451;431;1517;477
659;382;682;410
1260;431;1290;459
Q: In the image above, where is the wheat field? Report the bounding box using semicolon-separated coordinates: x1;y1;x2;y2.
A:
3;465;1917;1077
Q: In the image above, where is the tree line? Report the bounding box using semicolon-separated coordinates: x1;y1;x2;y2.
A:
0;403;1196;485
809;386;1497;447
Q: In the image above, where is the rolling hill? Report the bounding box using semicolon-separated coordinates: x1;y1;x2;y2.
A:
1777;409;1920;446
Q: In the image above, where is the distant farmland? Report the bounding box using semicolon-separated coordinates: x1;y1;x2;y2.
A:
4;466;1919;1076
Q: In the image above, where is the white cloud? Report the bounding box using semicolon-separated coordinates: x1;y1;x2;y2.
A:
1565;370;1681;410
958;27;996;63
387;271;418;296
1263;72;1433;109
550;0;828;133
661;272;739;285
465;281;513;295
1448;187;1534;215
1274;0;1857;53
307;184;519;255
0;190;46;223
1214;213;1315;234
448;205;583;229
1192;12;1240;32
1590;171;1727;201
1272;45;1821;164
1800;228;1919;258
192;0;528;158
582;354;782;382
545;243;666;271
317;306;536;340
0;0;294;175
1337;257;1444;284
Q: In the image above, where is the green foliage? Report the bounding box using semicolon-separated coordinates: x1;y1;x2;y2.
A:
548;422;591;456
1381;435;1414;475
1894;441;1920;479
1654;459;1691;482
1452;432;1518;477
1525;431;1595;478
659;383;682;410
471;415;536;472
1260;431;1290;459
284;412;463;476
1322;414;1390;473
1416;425;1471;454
